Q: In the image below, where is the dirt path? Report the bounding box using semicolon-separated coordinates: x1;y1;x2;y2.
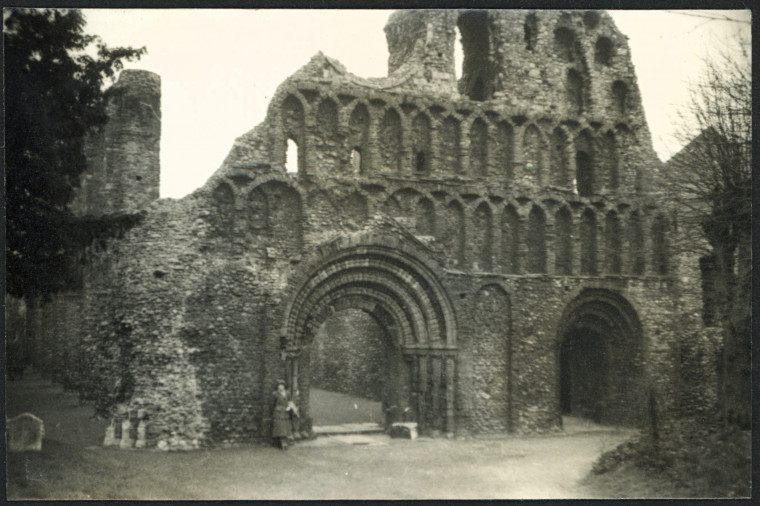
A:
6;370;635;499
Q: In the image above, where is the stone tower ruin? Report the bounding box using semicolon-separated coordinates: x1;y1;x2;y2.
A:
22;11;713;449
71;69;161;216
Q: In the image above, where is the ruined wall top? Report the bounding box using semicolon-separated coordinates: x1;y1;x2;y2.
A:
384;10;641;113
215;9;660;196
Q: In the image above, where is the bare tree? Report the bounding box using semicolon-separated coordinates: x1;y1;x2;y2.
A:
664;34;750;428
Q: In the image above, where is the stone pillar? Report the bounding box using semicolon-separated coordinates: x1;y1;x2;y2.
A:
446;356;456;437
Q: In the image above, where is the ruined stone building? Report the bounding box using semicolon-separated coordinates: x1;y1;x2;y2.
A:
11;10;718;449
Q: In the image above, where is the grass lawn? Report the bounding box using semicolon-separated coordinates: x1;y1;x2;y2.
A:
7;368;717;500
309;388;383;426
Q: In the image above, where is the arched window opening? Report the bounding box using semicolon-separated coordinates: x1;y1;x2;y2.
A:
248;186;268;233
576;151;593;196
595;37;613;65
605;212;622;274
212;182;235;238
527;206;547;273
470;118;488;176
550;128;570;186
349;104;370;174
458;10;492;101
555;207;573;275
502;206;520;274
567;68;586;115
652;215;668;275
580;209;597;275
612;80;628;116
602;131;619;190
575;130;595;196
286;138;299;174
441;116;461;173
379;109;402;172
523;125;544;183
412;113;431;173
472;202;493;271
281;94;305;135
554;27;578;62
524;13;538;50
497;122;514;182
583;11;601;29
628;212;645;275
350;148;362;173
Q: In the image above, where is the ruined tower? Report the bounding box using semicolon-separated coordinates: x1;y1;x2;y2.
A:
71;69;161;216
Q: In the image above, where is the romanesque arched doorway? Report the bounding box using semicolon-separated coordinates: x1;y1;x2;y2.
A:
307;304;405;428
282;240;457;435
557;289;645;427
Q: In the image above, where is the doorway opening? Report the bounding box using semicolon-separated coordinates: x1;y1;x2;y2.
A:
559;319;609;422
306;308;409;429
557;290;645;428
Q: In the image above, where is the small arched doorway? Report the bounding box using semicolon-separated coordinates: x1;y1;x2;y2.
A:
557;289;645;427
282;241;457;435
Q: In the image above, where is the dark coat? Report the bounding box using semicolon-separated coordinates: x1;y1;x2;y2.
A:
272;390;292;438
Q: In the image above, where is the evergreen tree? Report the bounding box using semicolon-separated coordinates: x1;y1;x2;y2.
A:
5;9;146;299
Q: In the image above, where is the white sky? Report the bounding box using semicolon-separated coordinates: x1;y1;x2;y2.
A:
79;9;751;199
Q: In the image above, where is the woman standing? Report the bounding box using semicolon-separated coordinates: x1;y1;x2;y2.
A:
272;380;293;450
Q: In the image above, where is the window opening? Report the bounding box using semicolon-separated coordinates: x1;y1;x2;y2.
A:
416;151;426;172
286;138;299;174
554;27;578;62
595;37;612;65
458;10;492;101
576;151;594;196
350;148;362;173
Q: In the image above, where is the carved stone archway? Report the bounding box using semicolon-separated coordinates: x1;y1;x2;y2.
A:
282;239;457;434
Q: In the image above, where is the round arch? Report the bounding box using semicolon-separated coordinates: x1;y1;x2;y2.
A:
281;237;458;434
556;289;646;427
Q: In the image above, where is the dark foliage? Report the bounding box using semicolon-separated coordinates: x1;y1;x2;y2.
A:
5;9;146;299
592;418;750;498
664;35;751;429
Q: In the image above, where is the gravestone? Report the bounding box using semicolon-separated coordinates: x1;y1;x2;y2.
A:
7;413;45;452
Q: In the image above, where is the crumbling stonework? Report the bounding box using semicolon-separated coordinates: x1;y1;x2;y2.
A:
22;10;715;449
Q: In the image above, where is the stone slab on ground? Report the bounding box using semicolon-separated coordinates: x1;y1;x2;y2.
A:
312;422;384;435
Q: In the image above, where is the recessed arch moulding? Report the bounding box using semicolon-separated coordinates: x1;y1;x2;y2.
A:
29;10;712;449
